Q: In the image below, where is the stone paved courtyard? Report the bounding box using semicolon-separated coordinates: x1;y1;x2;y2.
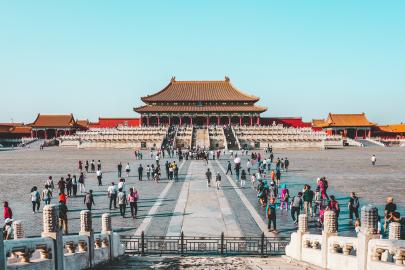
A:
0;146;404;238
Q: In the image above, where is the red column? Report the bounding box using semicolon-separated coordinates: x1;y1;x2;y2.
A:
168;117;171;126
180;117;183;126
239;116;242;126
256;117;260;126
190;117;193;125
250;117;253;126
368;129;372;138
44;130;48;140
228;116;231;125
217;116;220;125
147;117;150;126
207;117;210;126
355;129;358;139
31;130;34;138
157;117;160;126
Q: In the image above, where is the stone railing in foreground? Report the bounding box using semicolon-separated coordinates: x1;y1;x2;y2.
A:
286;205;405;270
0;206;124;270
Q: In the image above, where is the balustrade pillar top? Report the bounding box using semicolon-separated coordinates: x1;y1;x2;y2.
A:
101;213;112;232
298;214;308;233
389;222;401;240
43;205;59;233
361;205;379;235
323;210;337;234
13;220;24;239
80;210;93;233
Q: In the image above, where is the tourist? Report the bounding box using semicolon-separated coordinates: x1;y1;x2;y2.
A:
85;160;89;173
118;188;127;218
303;185;314;218
318;177;328;200
78;160;83;171
66;174;72;197
146;165;151;180
165;161;170;179
154;166;160;183
41;185;52;205
240;169;247;188
280;184;290;210
30;186;41;213
269;182;277;199
266;197;277;233
117;162;122;178
84;190;95;211
246;159;252;175
125;163;131;177
59;191;67;204
138;164;144;181
384;197;398;231
250;173;257;188
291;192;303;224
72;175;78;197
174;164;179;181
78;172;86;193
97;160;101;171
108;182;118;210
354;219;361;235
46;176;54;190
348;192;360;222
216;172;222;189
284;158;290;172
91;160;96;173
3;201;13;220
226;161;232;175
96;169;103;186
275;168;281;186
127;188;138;219
371;154;377;166
313;187;322;216
118;178;126;193
57;177;66;194
59;200;68;234
206;168;212;187
328;195;340;230
3;218;14;240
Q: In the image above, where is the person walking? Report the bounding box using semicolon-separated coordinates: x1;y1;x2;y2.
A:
96;169;103;186
57;177;66;195
384;197;397;232
216;172;222;189
138;164;144;181
85;160;89;173
41;185;52;205
284;158;290;172
246;159;252;175
30;186;41;213
291;192;303;224
125;163;131;177
78;160;83;171
266;197;277;233
118;188;127;218
97;160;101;171
303;185;314;218
226;161;232;175
348;192;360;222
240;169;247;188
146;165;151;181
174;164;179;182
66;174;72;197
59;200;68;234
371;155;377;166
84;190;95;211
328;195;340;230
206;168;212;187
280;184;289;210
3;201;13;220
3;218;14;240
108;182;118;210
46;176;54;191
90;160;95;173
128;188;139;219
78;172;86;193
118;162;122;178
72;175;78;197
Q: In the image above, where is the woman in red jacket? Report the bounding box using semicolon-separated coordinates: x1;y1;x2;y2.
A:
3;201;12;219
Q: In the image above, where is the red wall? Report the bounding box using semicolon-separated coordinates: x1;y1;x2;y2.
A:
89;118;140;128
260;117;312;128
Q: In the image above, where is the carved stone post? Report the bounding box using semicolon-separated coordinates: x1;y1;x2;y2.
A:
13;220;24;239
321;210;337;269
0;227;5;270
41;204;64;270
79;210;94;268
389;222;401;240
357;205;380;270
101;213;114;260
298;214;308;233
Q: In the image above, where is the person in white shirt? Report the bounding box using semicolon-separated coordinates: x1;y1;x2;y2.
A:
246;159;252;175
96;169;103;186
125;163;131;177
107;182;117;210
117;188;127;218
118;178;126;193
371;155;377;166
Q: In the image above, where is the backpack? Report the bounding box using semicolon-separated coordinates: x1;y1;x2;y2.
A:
323;179;328;189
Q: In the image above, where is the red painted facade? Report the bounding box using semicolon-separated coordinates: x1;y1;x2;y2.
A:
260;117;312;128
89;118;141;128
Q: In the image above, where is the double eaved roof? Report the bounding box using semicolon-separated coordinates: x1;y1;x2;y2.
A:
30;114;78;128
141;77;260;103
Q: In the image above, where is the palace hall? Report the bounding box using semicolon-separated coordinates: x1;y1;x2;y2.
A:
134;77;267;127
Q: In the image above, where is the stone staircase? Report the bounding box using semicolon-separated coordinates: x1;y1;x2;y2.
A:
192;127;209;149
223;126;240;150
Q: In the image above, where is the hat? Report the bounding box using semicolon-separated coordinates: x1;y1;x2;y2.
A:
5;218;13;224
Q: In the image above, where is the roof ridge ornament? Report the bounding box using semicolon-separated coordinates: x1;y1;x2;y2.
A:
171;76;176;82
225;76;230;82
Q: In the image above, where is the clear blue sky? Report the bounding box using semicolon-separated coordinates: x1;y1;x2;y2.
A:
1;1;404;124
